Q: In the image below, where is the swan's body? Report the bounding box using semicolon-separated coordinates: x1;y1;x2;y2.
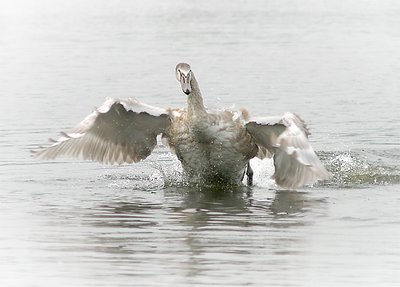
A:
165;107;257;185
35;63;330;189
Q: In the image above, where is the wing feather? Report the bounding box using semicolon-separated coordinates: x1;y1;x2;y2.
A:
246;112;330;189
34;98;170;164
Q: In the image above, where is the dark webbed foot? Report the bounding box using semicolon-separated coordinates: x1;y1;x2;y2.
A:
246;162;254;186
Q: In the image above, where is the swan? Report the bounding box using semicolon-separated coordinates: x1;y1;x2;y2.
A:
34;63;330;189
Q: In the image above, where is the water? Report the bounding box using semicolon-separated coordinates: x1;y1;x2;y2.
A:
1;0;400;286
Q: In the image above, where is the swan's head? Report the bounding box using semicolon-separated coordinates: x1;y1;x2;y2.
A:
176;63;192;95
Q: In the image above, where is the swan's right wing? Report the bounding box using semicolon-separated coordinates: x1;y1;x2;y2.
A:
246;113;330;189
34;98;171;164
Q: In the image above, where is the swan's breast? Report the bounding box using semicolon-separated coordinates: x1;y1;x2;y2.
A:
164;109;257;179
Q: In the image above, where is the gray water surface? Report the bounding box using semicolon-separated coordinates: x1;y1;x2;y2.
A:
1;0;400;286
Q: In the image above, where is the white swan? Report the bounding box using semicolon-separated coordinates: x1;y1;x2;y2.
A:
34;63;330;189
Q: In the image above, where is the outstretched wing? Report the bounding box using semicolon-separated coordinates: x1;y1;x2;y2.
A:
246;112;330;189
34;98;171;164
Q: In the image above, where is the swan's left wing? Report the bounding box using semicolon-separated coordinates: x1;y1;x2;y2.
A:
34;98;170;164
246;112;330;189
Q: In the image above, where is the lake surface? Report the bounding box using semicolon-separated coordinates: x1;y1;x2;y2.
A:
1;0;400;286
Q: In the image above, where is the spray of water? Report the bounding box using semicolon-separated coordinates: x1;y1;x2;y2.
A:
100;149;400;190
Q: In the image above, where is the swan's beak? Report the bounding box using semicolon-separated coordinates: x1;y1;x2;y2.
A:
180;75;191;95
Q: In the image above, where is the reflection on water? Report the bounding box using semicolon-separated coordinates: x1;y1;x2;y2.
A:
68;187;330;286
87;187;318;231
84;188;321;252
2;175;400;286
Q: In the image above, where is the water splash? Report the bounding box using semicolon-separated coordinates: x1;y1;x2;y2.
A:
240;150;400;189
248;157;277;188
321;150;400;188
151;151;186;188
100;149;400;190
102;169;165;191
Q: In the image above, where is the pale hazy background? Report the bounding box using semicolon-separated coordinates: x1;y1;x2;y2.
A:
1;0;400;286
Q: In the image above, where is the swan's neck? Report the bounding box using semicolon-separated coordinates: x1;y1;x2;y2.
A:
187;73;206;118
